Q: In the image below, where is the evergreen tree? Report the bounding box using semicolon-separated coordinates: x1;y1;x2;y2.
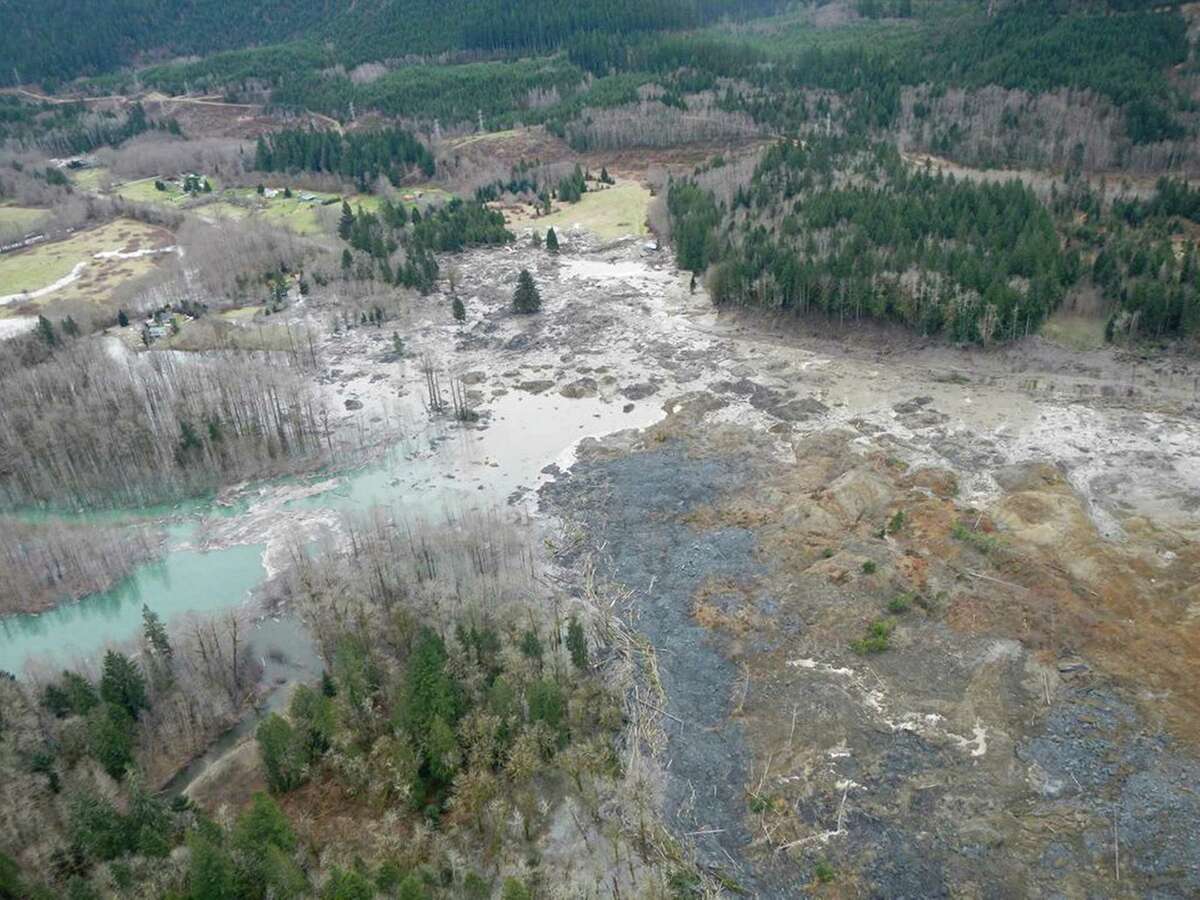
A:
256;714;302;794
338;201;354;240
566;617;588;670
187;832;237;900
341;248;353;270
99;651;148;720
545;227;559;252
87;704;135;779
141;605;172;660
63;671;100;716
232;792;295;854
512;269;541;313
452;296;466;322
116;309;129;327
35;315;56;347
320;670;338;698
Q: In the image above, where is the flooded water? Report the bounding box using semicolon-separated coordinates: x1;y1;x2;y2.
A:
6;237;1196;679
0;374;667;675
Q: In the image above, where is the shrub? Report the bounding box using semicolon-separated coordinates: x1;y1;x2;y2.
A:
850;619;894;655
566;617;589;670
886;594;912;614
814;859;836;883
860;560;877;575
951;522;999;554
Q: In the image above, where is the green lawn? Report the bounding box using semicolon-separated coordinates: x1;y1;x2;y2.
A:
507;179;649;241
113;176;220;206
0;218;172;304
0;205;49;232
70;166;111;192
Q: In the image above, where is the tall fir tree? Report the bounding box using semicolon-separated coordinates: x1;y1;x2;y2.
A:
512;269;541;313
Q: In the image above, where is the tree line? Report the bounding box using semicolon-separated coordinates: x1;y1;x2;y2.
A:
254;127;435;191
0;334;332;510
337;197;512;293
671;137;1075;344
2;0;788;87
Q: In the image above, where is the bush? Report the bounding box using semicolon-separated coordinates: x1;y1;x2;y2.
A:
566;617;588;670
951;522;999;554
860;560;877;575
814;859;836;883
501;878;532;900
886;594;912;614
850;619;894;655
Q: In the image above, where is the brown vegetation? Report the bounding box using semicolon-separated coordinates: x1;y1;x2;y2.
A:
0;517;161;615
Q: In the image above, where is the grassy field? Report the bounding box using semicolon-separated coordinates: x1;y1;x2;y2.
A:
0;205;50;232
163;316;300;352
112;176;220;206
69;166;111;192
196;187;432;237
0;218;173;305
1041;310;1108;351
506;179;650;241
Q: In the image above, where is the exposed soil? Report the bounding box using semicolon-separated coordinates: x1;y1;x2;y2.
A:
462;236;1200;896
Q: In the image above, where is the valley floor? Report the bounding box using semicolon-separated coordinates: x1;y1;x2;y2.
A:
160;228;1200;894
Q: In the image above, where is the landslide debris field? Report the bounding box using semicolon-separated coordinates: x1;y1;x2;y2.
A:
385;235;1199;897
42;228;1200;896
241;230;1200;896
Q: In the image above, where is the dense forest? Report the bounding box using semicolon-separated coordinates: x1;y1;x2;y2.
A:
669;138;1073;343
667;135;1200;343
337;197;513;292
0;509;674;898
254;127;436;189
55;0;1187;151
0;0;787;87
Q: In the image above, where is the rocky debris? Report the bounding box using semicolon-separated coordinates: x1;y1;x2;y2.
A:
894;395;949;428
768;396;829;422
894;396;935;414
710;378;829;423
993;461;1066;492
902;466;960;498
343;398;363;410
621;381;658;400
516;379;555;394
540;446;789;893
560;377;598;398
824;468;896;522
541;383;1200;898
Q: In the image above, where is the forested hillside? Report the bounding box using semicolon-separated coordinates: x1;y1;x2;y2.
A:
0;0;786;86
669;138;1074;343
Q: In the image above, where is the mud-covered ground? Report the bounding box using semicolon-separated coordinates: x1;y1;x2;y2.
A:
382;231;1200;897
192;227;1200;896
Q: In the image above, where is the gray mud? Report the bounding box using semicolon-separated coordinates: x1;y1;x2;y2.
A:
543;445;807;895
